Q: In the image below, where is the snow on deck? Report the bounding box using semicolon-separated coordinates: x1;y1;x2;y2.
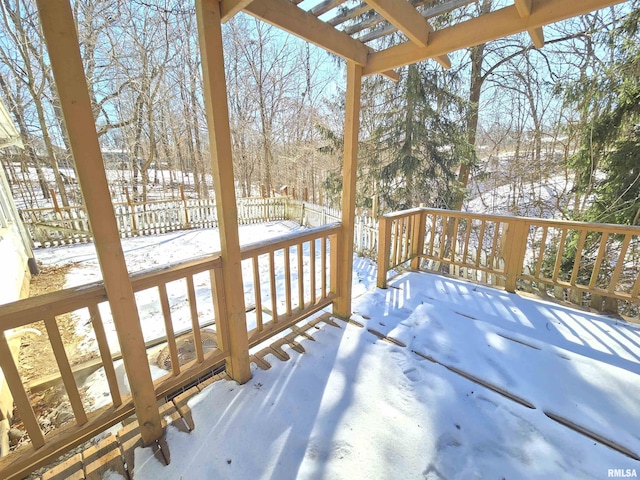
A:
132;272;640;480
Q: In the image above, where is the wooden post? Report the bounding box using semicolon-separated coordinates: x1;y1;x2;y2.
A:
333;61;362;318
377;216;392;288
410;210;426;270
504;218;528;293
50;189;61;214
36;0;163;446
196;0;251;383
329;233;341;297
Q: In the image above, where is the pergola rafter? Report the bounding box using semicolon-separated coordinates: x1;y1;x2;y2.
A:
514;0;545;48
356;0;476;44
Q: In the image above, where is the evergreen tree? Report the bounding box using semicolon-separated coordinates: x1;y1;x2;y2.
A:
568;6;640;225
322;61;472;213
373;63;472;211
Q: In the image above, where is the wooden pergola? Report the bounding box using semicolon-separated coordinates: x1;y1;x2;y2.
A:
34;0;626;456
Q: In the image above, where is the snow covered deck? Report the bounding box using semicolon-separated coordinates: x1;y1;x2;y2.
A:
133;271;640;479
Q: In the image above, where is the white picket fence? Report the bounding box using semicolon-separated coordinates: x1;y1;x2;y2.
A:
19;197;378;253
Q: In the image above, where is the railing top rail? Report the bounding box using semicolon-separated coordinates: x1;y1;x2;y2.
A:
381;207;640;235
0;282;107;330
131;255;222;291
378;207;424;219
0;254;223;331
241;223;342;259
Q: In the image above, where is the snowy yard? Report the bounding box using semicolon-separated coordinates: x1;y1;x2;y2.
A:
130;271;640;479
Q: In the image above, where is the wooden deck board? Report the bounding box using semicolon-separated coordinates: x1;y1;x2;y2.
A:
41;453;84;480
82;434;126;480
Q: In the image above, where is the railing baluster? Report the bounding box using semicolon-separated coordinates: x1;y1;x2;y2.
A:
631;270;640;300
570;229;588;285
321;236;327;298
284;247;292;316
438;215;447;260
451;217;459;262
253;256;264;331
552;229;568;282
186;276;204;363
269;251;278;322
330;233;339;296
589;232;610;289
0;332;45;449
462;219;472;265
402;215;411;262
608;233;631;294
158;283;180;375
428;214;436;257
297;243;304;311
310;238;317;304
44;315;88;425
489;221;501;269
534;225;548;278
476;220;485;267
392;218;401;266
88;304;122;407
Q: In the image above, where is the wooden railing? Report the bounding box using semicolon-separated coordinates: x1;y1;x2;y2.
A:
0;223;341;479
377;208;640;317
241;223;340;349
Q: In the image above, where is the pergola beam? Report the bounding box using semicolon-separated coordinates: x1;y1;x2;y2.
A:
234;0;370;65
364;0;628;76
365;0;430;47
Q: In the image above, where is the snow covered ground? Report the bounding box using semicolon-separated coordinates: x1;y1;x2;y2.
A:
130;271;640;480
465;172;575;218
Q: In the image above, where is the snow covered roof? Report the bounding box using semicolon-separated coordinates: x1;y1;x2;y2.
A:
0;99;22;149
